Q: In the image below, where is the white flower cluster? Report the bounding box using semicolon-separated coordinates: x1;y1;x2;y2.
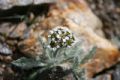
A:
48;26;75;50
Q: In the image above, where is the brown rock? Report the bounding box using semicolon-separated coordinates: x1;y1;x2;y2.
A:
18;29;43;58
0;55;13;63
0;22;27;39
9;22;27;38
0;23;15;37
48;0;103;37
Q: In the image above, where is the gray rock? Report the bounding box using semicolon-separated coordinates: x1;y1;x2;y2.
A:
0;0;56;10
0;43;12;55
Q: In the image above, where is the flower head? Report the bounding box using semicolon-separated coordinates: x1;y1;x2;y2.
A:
48;26;75;49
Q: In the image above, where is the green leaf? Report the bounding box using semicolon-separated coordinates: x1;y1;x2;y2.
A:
12;57;46;69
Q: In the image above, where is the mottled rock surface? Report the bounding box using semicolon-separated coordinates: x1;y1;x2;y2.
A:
0;0;120;80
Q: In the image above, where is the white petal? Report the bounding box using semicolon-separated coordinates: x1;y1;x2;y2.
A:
47;45;51;48
63;39;66;42
65;37;69;40
56;35;60;38
58;30;62;34
52;38;55;41
56;45;60;48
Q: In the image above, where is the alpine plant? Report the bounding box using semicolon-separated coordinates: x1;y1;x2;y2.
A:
12;26;96;80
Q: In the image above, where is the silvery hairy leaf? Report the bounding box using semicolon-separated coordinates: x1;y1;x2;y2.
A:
12;57;46;69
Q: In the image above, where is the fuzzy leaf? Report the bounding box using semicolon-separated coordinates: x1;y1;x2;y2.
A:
12;57;46;69
65;42;82;55
77;69;86;80
64;42;84;63
38;36;54;59
80;46;96;64
55;47;66;59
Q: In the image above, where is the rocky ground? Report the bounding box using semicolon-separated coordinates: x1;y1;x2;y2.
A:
86;0;120;48
0;0;120;80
